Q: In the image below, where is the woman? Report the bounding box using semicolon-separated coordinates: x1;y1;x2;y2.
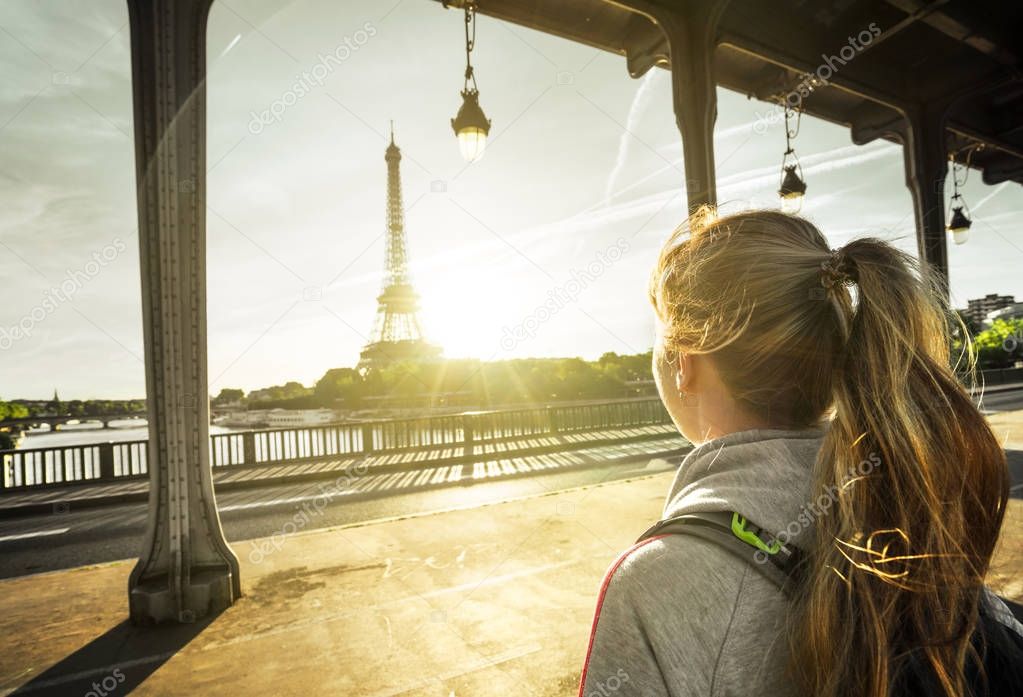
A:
577;210;1023;697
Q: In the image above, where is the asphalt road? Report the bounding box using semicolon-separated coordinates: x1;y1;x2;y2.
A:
977;385;1023;413
0;442;684;580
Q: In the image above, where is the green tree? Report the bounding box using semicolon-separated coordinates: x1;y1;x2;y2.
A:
246;350;668;410
250;381;312;402
315;368;364;405
973;318;1023;369
213;388;245;405
0;398;29;421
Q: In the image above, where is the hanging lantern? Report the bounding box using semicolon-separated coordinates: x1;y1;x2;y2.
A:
452;89;491;162
946;148;975;245
948;205;972;244
451;1;491;162
778;105;806;212
779;165;807;199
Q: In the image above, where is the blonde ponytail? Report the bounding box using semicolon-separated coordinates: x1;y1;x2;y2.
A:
791;237;1008;697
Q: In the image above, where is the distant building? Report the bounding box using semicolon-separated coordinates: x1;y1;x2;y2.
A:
964;293;1015;328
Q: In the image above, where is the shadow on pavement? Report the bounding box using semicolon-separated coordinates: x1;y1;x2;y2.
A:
11;614;218;696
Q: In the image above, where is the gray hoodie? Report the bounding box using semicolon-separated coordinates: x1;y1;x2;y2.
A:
578;427;1023;697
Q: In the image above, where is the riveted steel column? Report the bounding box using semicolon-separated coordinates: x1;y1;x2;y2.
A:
126;0;240;624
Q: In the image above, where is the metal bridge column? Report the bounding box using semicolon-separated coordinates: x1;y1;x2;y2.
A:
662;1;727;214
126;0;240;624
901;103;951;294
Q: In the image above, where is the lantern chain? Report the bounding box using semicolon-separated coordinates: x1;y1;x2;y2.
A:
463;1;479;93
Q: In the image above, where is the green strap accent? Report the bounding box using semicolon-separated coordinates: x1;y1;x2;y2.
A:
731;513;782;555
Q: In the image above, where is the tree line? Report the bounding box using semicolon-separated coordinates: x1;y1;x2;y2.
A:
0;398;147;420
216;317;1023;412
213;352;657;411
6;314;1018;423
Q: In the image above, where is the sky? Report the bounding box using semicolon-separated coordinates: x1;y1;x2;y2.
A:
1;0;1021;400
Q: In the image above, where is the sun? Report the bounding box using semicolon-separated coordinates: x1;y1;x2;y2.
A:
416;263;524;359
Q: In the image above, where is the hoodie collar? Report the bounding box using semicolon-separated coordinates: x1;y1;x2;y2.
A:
662;426;827;547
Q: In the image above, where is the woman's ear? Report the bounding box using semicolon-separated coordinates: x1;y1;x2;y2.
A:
675;352;695;394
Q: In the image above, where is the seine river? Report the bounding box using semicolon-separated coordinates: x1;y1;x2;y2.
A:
19;423;242;449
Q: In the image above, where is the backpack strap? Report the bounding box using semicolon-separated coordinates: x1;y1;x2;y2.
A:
637;511;805;596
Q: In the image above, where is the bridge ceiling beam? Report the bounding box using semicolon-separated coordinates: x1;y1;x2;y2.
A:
126;0;240;625
621;13;669;78
991;93;1023;139
849;102;905;145
883;0;1020;67
708;0;1023;187
447;0;1022;188
981;153;1023;186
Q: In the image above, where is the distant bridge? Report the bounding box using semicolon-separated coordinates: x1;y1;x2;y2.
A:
0;413;148;431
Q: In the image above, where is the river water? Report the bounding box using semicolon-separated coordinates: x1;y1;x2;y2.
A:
19;423;241;449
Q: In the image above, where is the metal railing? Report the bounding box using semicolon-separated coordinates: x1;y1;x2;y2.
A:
1;398;672;491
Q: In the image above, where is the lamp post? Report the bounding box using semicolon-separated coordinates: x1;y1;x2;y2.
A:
451;1;491;162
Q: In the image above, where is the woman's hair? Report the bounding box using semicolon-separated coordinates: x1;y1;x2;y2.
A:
649;209;1009;697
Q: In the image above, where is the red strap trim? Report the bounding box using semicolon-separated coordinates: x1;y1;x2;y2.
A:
577;534;669;696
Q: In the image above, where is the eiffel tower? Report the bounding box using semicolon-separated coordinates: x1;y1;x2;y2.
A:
359;126;442;370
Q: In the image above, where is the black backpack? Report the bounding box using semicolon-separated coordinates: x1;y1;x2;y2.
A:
638;511;1023;696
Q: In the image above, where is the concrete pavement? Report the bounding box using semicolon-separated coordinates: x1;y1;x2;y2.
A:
984;409;1023;602
1;469;672;696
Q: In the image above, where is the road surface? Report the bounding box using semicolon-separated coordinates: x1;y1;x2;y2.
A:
0;441;684;579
